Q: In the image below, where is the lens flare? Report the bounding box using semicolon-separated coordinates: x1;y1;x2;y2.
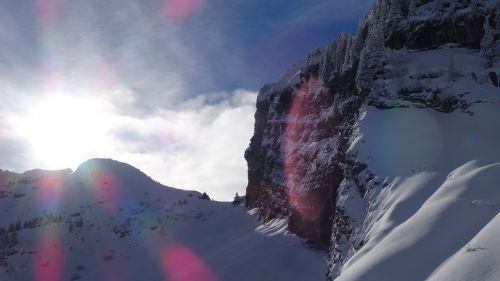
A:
37;173;64;211
161;244;218;281
283;76;333;222
36;0;64;26
93;171;121;209
76;161;123;210
0;173;9;191
465;135;479;146
35;0;68;103
34;237;64;281
163;0;205;21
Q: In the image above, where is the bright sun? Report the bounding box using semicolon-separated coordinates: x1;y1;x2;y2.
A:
12;94;107;169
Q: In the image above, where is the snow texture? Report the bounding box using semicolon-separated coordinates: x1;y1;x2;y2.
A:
334;101;500;281
0;159;325;281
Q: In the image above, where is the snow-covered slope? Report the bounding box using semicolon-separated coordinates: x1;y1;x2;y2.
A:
333;102;500;281
427;212;500;281
329;17;500;279
0;159;325;281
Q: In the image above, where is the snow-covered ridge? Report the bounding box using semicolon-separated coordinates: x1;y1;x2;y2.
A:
0;158;325;281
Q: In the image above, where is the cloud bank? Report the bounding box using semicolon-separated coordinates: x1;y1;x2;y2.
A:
106;90;257;201
2;90;256;201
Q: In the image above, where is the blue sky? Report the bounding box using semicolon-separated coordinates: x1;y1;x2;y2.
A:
0;0;372;200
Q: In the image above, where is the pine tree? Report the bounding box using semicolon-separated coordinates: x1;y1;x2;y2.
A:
8;231;17;247
408;0;417;17
320;41;336;81
335;34;347;72
199;192;210;200
386;0;404;30
341;36;355;73
481;18;498;67
0;234;7;249
447;53;457;83
356;4;386;91
334;33;355;74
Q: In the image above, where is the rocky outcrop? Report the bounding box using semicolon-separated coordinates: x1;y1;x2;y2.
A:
245;0;500;270
245;39;362;246
384;0;490;50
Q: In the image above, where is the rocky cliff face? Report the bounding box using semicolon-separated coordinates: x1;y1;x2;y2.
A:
245;38;362;247
245;0;500;276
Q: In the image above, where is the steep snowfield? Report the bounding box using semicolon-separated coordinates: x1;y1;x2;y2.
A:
335;102;500;281
427;213;500;281
0;159;325;281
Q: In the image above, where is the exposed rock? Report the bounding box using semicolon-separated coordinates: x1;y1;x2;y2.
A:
245;52;363;246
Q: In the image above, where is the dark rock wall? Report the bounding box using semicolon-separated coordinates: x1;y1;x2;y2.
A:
245;45;363;246
385;0;489;49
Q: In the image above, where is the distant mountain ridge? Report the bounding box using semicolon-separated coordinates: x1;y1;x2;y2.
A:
245;0;500;280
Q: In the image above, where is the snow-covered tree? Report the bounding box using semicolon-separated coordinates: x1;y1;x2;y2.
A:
356;4;386;92
385;0;405;30
481;18;498;67
199;192;211;200
320;41;337;81
335;34;348;69
8;231;17;247
335;33;355;73
447;53;458;83
408;0;417;17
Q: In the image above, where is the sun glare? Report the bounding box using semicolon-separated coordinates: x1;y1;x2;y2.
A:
12;94;107;170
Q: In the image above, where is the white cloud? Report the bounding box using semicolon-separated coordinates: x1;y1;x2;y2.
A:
105;90;257;201
2;89;257;202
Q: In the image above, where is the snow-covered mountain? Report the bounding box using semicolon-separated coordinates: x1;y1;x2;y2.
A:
0;158;325;281
245;0;500;280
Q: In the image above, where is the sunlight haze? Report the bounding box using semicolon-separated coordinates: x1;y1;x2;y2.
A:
0;0;372;200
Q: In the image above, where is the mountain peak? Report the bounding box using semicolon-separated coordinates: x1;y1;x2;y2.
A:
75;158;129;170
74;158;147;179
